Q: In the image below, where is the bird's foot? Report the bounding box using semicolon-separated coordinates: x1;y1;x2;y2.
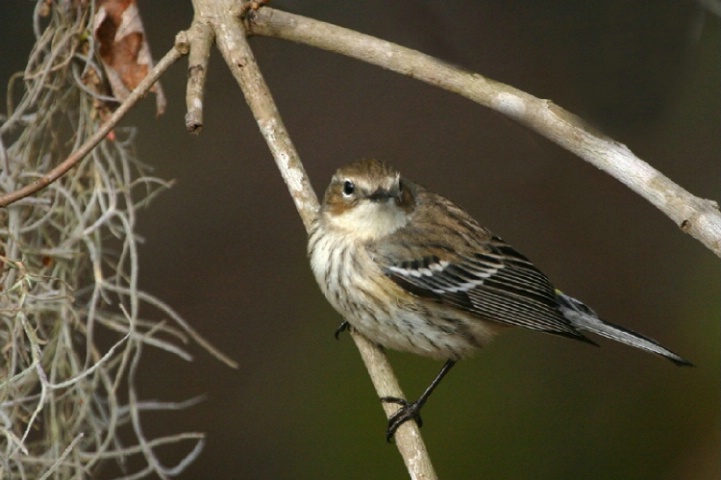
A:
380;396;424;442
334;321;350;340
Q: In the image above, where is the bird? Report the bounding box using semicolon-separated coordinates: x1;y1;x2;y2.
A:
307;158;692;441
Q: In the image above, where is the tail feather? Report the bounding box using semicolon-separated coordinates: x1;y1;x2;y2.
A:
556;292;693;367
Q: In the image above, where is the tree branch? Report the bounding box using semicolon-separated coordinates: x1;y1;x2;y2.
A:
246;7;721;257
185;1;438;478
6;2;713;478
183;21;214;134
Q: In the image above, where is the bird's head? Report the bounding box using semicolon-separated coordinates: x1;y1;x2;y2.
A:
320;159;416;239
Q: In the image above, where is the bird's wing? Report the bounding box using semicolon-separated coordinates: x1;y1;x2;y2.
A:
372;231;583;338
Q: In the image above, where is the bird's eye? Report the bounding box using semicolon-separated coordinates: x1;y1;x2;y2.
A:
342;180;355;197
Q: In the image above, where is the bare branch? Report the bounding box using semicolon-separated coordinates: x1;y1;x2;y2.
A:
246;7;721;257
183;21;214;133
349;330;437;480
183;0;438;477
211;3;318;230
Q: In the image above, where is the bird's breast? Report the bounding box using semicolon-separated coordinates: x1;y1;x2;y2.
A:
308;224;496;360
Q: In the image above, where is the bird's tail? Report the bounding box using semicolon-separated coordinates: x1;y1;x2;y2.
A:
556;291;693;367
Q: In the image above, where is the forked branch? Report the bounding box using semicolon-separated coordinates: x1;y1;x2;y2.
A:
245;7;721;257
185;1;437;478
2;2;716;479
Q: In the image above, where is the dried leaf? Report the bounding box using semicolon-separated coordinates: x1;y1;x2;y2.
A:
93;0;166;115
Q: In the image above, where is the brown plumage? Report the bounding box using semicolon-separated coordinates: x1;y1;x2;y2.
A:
308;158;691;440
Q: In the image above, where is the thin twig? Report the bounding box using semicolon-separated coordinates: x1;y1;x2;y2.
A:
349;330;437;479
184;21;214;133
246;7;721;257
0;46;183;208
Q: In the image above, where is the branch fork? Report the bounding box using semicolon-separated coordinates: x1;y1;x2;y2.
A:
2;2;718;478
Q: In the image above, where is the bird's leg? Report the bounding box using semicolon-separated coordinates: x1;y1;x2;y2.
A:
381;359;456;442
334;320;350;340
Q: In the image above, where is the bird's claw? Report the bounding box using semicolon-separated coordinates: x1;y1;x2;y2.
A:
334;321;350;340
380;396;423;442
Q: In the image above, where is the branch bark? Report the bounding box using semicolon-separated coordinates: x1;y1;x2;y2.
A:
246;7;721;258
186;1;438;478
4;2;716;478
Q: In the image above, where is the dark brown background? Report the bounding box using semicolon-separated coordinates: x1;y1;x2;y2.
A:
2;1;719;479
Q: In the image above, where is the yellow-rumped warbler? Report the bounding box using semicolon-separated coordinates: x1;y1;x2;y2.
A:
308;158;691;440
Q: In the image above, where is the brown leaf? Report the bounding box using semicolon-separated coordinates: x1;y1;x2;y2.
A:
93;0;166;115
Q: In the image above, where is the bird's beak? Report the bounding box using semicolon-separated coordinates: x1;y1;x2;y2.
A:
367;187;397;202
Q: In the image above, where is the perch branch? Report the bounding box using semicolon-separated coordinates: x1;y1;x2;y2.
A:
246;7;721;257
211;5;318;230
184;0;438;477
0;45;183;208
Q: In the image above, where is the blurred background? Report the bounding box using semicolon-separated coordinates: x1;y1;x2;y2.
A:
1;1;719;478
